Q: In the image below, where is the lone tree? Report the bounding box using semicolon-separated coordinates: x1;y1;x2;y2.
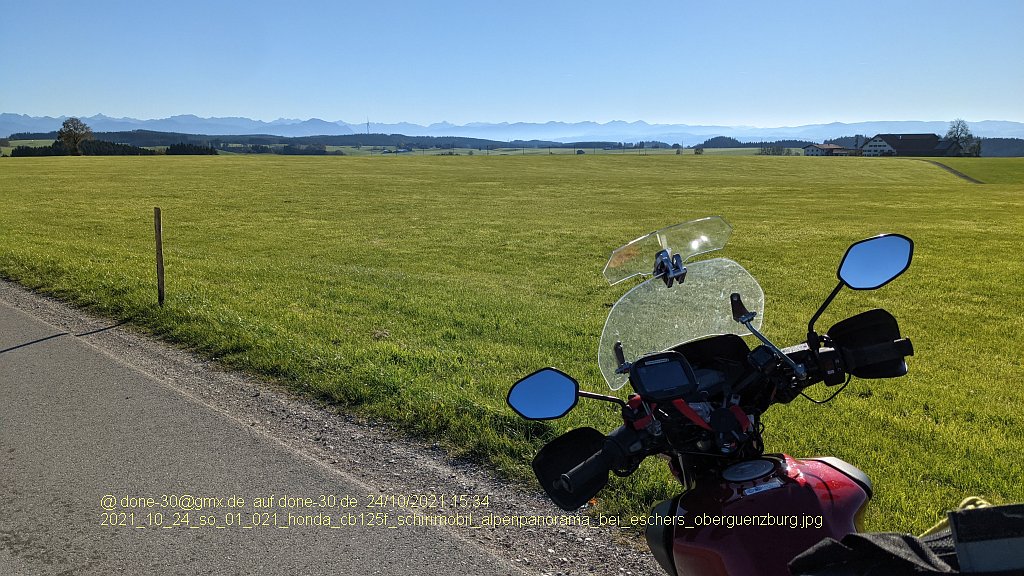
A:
57;117;93;155
946;118;981;157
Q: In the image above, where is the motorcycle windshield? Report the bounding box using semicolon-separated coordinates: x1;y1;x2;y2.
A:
598;258;764;390
602;216;733;285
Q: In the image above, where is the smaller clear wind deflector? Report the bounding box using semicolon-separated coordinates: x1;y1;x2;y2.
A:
602;216;733;286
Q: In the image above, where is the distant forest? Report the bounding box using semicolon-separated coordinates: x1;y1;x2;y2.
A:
5;130;692;155
8;130;1024;157
697;136;815;149
8;130;569;151
10;139;156;157
8;139;222;157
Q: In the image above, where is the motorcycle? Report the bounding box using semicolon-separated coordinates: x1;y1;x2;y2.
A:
506;216;916;576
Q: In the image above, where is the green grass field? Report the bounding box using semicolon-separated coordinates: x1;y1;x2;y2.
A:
0;155;1021;533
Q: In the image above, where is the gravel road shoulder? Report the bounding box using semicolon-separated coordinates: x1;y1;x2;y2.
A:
0;280;662;576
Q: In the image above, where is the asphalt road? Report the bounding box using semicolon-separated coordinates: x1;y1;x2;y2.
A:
0;299;526;575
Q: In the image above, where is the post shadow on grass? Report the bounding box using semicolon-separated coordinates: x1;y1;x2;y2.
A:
154;207;165;307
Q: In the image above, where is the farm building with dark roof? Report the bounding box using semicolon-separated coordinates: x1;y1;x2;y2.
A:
861;133;963;157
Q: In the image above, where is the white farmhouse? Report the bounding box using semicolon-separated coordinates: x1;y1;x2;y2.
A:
862;136;897;156
802;143;848;156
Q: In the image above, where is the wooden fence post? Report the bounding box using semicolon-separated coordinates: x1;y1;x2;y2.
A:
154;207;165;307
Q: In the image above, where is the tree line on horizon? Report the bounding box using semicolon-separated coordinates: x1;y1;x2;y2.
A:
5;118;221;157
6;119;1024;157
9;139;157;156
8;140;221;157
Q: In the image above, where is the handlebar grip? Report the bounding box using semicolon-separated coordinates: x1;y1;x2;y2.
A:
843;338;913;370
558;449;612;494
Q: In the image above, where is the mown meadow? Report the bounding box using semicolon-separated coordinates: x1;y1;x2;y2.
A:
1;154;1021;532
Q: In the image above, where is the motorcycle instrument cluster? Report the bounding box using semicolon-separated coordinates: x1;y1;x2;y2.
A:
628;351;698;402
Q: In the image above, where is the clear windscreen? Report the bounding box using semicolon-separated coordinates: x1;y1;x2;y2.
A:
602;216;733;285
598;258;764;390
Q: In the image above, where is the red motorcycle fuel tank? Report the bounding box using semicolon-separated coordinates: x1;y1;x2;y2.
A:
666;454;871;576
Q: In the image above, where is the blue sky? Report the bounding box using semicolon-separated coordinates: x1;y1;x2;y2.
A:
2;0;1021;126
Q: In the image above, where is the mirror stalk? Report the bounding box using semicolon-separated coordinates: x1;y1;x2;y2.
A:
745;317;807;380
731;293;806;379
613;341;632;374
807;281;846;350
578;390;628;410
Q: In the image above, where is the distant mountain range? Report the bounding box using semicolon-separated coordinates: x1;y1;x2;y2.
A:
4;113;1024;143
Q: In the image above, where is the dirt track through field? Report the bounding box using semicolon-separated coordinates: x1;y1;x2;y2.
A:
909;159;985;184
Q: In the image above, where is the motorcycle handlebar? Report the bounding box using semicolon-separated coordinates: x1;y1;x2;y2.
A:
840;338;913;373
797;339;911;382
776;334;913;398
557;425;641;494
557;449;611;494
